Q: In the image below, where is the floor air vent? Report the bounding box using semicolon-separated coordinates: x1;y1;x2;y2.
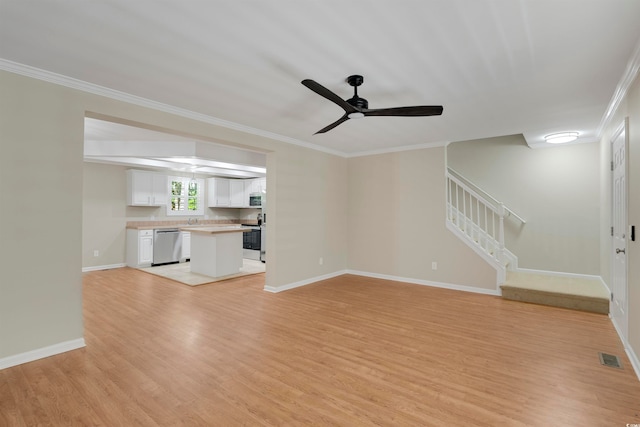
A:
598;352;622;369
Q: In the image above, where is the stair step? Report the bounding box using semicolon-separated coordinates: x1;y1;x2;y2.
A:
500;271;609;314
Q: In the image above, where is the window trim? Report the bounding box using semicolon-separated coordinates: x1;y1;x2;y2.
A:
166;176;204;216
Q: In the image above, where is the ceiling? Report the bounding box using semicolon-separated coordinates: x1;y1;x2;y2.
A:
2;0;640;157
83;118;267;178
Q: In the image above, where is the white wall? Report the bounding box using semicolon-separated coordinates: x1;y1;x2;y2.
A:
447;135;600;275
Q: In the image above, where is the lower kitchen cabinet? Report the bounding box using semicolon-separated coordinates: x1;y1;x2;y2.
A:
126;229;154;267
181;231;191;262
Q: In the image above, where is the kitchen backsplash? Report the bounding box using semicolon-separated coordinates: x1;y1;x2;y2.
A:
126;218;258;228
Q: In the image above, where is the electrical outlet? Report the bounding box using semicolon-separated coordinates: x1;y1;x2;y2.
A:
431;261;437;270
93;250;99;257
319;257;323;265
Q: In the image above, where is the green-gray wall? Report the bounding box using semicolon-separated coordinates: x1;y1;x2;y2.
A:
0;69;349;360
447;135;600;275
599;72;640;370
2;67;639;378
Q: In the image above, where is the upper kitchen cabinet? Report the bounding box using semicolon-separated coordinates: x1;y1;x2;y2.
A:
245;177;266;196
229;179;245;207
207;177;266;208
126;170;167;206
207;177;231;207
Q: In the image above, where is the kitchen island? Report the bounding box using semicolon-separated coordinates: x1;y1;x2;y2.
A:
180;225;252;278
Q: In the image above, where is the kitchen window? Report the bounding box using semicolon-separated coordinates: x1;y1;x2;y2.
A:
167;176;204;216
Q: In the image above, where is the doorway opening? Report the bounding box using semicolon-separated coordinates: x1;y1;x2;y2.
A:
82;115;268;287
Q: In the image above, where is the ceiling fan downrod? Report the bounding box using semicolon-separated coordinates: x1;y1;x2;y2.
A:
346;75;368;110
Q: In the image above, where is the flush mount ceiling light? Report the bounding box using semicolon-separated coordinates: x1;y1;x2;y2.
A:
544;132;579;144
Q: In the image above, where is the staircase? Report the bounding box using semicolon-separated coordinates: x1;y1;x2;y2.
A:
445;168;609;314
445;168;524;284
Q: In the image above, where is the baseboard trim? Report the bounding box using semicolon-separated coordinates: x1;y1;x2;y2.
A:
610;315;640;381
626;345;640;382
0;338;86;370
265;269;500;296
346;270;501;296
264;270;348;293
82;263;126;272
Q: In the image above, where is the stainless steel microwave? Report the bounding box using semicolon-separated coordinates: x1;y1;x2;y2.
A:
249;193;262;206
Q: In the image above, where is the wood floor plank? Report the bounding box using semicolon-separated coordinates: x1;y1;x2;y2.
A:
1;268;639;426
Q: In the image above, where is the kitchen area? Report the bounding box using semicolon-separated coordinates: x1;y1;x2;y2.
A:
123;170;267;284
82;117;269;282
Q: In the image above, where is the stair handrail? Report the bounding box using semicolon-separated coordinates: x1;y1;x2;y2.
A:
446;167;526;224
446;172;505;267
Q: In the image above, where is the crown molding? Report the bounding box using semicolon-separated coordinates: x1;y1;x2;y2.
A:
0;58;348;158
598;37;640;136
346;139;449;158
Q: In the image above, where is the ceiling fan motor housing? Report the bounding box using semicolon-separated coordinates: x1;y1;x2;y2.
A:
347;96;368;109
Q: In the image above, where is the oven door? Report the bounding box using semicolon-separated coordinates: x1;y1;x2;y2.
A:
242;228;261;250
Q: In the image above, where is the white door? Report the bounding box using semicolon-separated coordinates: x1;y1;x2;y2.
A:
611;118;628;341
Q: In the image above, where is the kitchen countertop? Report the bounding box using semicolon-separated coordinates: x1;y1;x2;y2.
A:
126;221;258;230
179;225;254;235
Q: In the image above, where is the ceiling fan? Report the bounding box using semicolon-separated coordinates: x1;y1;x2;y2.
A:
301;75;443;134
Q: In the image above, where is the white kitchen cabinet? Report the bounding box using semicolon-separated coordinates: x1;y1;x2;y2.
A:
243;178;266;206
256;177;266;193
126;229;154;267
181;231;191;261
243;180;253;206
139;230;154;265
230;179;246;207
208;177;265;208
127;170;167;206
207;178;231;207
245;179;258;195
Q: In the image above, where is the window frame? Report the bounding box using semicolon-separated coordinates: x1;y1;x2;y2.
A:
166;176;204;216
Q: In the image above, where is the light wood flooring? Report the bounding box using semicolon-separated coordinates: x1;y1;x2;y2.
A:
1;268;639;426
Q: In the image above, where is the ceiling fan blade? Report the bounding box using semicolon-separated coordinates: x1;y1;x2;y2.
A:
314;114;350;134
363;105;443;117
302;79;358;114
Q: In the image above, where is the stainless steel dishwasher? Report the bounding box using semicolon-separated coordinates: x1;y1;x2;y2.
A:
153;228;182;265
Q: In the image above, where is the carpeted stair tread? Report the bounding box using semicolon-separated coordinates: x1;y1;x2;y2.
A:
501;272;609;314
